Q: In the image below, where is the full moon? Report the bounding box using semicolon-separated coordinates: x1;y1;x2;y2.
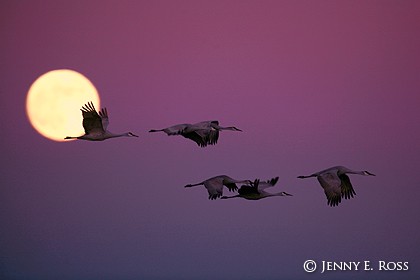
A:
26;69;100;142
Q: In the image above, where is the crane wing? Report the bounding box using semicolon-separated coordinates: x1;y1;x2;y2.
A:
338;173;356;200
197;129;219;146
182;131;208;147
181;127;219;147
192;120;219;129
203;179;224;200
257;177;279;191
238;184;258;195
98;107;109;131
163;124;190;135
206;129;219;145
223;182;239;192
317;172;342;206
80;102;104;134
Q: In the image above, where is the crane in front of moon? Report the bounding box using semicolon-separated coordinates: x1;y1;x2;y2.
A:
149;121;242;147
65;102;139;141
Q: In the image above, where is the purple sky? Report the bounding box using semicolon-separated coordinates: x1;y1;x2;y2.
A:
2;1;420;279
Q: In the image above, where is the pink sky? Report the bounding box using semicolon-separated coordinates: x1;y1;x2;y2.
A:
1;1;420;279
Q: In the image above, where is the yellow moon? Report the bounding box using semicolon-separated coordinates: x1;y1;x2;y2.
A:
26;69;100;142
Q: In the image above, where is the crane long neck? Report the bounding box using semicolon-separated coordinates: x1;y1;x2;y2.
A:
211;124;240;131
349;170;365;175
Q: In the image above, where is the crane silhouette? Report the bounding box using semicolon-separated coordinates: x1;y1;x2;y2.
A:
149;120;241;147
184;175;252;200
221;177;292;200
297;165;375;206
65;102;139;141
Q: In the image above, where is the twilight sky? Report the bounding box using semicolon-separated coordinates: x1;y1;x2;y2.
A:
1;1;420;279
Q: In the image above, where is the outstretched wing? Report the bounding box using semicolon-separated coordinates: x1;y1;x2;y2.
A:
182;125;220;147
223;182;239;192
203;178;224;200
257;177;279;192
98;107;109;131
162;124;190;135
80;102;104;134
238;183;259;195
338;173;356;200
317;171;342;207
205;129;219;146
182;131;208;147
192;120;219;129
197;129;220;147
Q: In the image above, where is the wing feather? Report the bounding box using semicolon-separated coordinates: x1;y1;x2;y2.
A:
223;182;238;192
98;107;109;131
192;121;218;128
257;177;279;191
238;184;258;195
182;128;219;147
182;131;208;147
317;172;342;206
339;173;356;200
80;102;104;134
206;129;219;145
204;179;224;200
163;124;190;135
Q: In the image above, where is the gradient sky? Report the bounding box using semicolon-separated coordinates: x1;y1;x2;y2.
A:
1;1;420;279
